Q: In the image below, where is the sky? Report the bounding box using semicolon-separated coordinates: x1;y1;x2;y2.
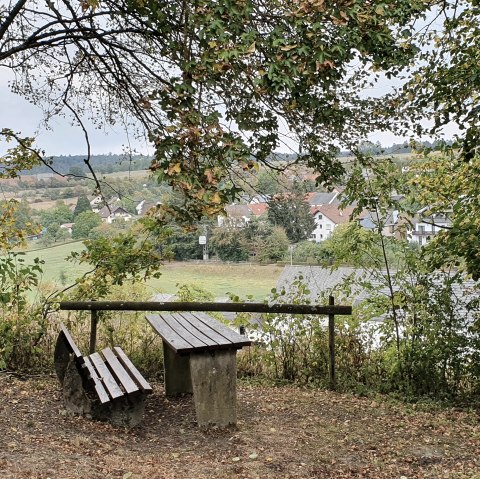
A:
0;2;459;158
0;70;153;157
0;78;409;157
0;61;452;158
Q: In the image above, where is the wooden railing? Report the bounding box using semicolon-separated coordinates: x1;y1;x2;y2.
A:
59;297;352;390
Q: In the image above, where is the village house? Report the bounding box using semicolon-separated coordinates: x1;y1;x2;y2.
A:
217;203;268;227
409;208;451;246
98;205;133;224
309;204;357;242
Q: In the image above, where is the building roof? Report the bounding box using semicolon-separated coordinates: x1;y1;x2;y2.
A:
310;204;361;225
137;200;161;216
276;265;390;306
98;205;130;218
224;204;252;218
305;191;339;206
248;203;268;216
276;265;479;321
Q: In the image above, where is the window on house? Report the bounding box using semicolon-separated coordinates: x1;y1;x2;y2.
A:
326;224;331;230
418;225;425;234
317;214;323;219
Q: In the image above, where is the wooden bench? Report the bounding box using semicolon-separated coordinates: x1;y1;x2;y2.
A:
54;324;152;427
146;311;251;427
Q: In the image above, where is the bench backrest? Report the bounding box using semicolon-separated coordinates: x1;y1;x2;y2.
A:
59;324;83;360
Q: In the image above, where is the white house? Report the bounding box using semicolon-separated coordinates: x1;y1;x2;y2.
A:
309;204;358;242
409;216;450;246
98;205;133;224
217;203;268;227
136;200;161;216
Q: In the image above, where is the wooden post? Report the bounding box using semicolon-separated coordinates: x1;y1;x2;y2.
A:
89;309;98;354
328;295;336;390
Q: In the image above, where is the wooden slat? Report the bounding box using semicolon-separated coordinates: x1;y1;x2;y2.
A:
177;312;232;347
89;352;124;400
59;324;82;359
82;356;111;404
146;313;196;353
164;313;211;348
192;312;252;348
102;348;139;395
114;347;153;394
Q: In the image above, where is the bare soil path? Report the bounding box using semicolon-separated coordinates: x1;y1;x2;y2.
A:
1;374;479;478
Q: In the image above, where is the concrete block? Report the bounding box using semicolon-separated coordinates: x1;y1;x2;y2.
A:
163;340;193;396
189;350;237;427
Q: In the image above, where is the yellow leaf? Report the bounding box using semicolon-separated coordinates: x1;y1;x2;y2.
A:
246;42;256;54
280;44;297;52
211;192;222;204
167;163;181;175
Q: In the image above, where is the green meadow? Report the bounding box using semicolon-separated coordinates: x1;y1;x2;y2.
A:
21;242;283;300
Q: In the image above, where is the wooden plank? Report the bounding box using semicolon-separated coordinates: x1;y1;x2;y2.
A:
192;312;252;348
178;312;233;347
163;313;211;349
102;348;139;395
59;324;82;359
89;352;124;400
82;356;110;404
114;347;153;394
146;313;196;353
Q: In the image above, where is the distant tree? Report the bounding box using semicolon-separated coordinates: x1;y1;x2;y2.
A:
73;196;92;218
39;202;73;229
41;223;70;245
255;170;283;196
72;211;102;240
68;166;85;178
210;227;250;262
267;194;315;243
167;227;203;261
291;240;333;265
256;226;289;263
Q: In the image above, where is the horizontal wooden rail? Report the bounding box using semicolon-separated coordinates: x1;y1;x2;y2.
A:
59;300;352;316
59;299;351;391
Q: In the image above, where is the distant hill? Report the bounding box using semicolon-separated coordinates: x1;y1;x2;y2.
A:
22;153;153;175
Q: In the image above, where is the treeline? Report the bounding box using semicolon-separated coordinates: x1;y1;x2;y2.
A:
21;141;453;177
338;140;454;157
22;153;153;175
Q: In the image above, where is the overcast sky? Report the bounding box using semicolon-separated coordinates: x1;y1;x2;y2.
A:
0;66;429;158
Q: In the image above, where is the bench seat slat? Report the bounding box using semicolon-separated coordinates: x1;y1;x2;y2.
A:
114;347;153;394
89;352;124;400
164;313;212;348
178;312;234;346
102;348;139;395
146;314;196;353
191;312;252;348
82;356;111;404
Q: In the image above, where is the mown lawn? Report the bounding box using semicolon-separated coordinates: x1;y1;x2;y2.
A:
149;261;283;300
20;242;282;300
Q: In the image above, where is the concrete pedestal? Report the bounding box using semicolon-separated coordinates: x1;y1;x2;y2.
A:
163;341;193;396
189;350;237;427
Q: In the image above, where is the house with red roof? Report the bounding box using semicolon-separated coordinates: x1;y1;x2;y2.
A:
310;204;362;242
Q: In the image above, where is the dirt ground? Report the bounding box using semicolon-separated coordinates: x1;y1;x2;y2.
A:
1;374;479;479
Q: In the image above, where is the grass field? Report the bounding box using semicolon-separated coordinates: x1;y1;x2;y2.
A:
149;261;283;300
21;242;283;300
